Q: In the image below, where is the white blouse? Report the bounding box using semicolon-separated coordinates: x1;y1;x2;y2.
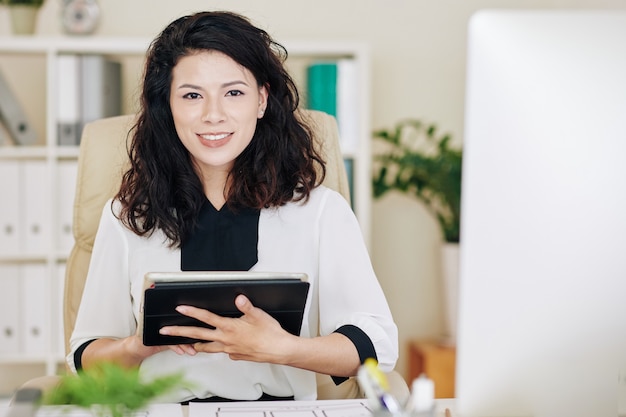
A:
68;186;398;401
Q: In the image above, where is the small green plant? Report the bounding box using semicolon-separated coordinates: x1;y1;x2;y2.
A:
372;119;462;243
0;0;44;6
43;362;185;417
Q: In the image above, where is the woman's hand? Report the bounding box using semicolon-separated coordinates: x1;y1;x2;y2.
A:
159;294;297;364
158;295;361;377
81;334;188;369
130;328;197;358
164;342;198;356
81;332;198;371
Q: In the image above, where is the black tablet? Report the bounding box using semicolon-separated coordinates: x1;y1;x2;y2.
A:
141;271;310;346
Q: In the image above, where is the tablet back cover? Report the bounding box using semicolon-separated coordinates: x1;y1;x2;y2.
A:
143;279;309;346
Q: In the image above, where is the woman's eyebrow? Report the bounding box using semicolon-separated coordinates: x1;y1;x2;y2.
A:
176;83;202;90
222;80;250;88
175;80;250;90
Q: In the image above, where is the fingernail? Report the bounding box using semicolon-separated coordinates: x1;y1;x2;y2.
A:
159;328;170;335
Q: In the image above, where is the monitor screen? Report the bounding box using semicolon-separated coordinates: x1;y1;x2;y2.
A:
457;10;626;417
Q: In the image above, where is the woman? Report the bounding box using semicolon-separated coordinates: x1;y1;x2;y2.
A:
68;10;398;401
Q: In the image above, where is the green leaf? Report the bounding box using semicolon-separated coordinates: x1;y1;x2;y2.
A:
372;119;462;243
4;0;44;6
43;362;187;417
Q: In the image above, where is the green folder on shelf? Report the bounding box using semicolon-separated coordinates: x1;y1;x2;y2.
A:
306;62;338;117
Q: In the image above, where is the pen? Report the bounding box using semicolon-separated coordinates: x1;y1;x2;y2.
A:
363;358;389;391
357;358;402;412
380;392;401;413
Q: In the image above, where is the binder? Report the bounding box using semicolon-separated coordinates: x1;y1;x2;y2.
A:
56;54;82;146
80;54;122;128
20;160;49;255
54;263;66;356
336;59;359;154
0;68;37;146
306;61;337;117
307;60;359;153
0;160;21;256
0;118;12;145
56;54;122;145
343;158;355;207
0;265;20;354
20;263;49;354
57;160;78;255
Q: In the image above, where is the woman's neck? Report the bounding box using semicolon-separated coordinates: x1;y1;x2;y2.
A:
202;173;229;211
195;162;231;211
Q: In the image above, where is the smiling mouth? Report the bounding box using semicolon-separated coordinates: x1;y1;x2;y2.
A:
200;132;231;141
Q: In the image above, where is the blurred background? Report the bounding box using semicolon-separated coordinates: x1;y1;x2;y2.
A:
1;0;624;390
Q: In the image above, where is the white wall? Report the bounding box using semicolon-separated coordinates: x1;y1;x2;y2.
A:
2;0;624;382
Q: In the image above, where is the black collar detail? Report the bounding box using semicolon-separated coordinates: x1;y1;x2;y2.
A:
181;200;260;271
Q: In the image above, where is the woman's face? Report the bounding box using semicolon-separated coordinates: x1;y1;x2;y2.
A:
169;50;268;178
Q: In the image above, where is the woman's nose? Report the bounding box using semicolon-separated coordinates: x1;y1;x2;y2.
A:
201;100;225;123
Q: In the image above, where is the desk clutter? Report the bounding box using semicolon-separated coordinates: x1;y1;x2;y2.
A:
2;388;456;417
357;358;446;417
3;359;454;417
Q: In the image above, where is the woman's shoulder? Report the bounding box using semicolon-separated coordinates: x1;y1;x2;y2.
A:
276;185;351;214
96;198;127;229
309;185;351;208
104;197;122;217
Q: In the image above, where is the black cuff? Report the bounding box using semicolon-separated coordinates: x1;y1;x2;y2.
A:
331;325;377;385
73;339;97;371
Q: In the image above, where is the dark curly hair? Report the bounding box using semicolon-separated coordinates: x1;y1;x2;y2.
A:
115;11;326;247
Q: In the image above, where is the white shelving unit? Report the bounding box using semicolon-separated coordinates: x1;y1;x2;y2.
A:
0;36;371;391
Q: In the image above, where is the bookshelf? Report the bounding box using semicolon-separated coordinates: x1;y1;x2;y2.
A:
0;36;372;393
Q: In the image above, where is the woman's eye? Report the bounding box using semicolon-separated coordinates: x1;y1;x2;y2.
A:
226;90;244;97
183;92;202;99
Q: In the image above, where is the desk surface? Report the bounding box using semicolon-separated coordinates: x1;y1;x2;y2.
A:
1;399;459;417
188;399;457;416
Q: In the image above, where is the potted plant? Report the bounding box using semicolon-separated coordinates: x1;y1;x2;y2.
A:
372;119;462;344
43;362;185;417
1;0;45;35
372;119;462;243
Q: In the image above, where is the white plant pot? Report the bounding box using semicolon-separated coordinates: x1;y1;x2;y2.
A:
9;5;39;35
441;242;459;346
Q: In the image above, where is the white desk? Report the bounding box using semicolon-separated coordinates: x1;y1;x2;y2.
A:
1;399;458;417
188;398;456;416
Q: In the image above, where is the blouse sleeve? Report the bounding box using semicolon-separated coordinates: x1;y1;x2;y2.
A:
66;199;135;372
316;190;399;373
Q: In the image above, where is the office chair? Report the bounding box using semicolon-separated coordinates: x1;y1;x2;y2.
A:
22;109;409;402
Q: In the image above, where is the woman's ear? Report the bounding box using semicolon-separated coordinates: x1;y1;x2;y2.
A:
257;84;269;119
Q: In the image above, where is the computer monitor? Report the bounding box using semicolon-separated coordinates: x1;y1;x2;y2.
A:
457;10;626;417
